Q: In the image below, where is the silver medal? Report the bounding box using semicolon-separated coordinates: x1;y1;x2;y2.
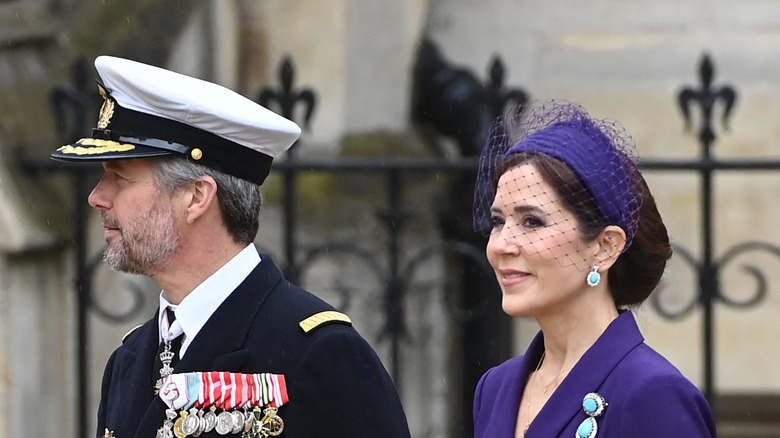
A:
182;408;200;436
192;408;205;437
215;411;233;435
230;410;244;434
203;406;217;433
243;409;254;433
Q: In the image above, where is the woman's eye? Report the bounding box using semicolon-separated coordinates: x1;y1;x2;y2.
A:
490;215;505;230
521;215;545;228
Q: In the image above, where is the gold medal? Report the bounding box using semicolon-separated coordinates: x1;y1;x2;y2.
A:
173;410;188;438
260;407;284;437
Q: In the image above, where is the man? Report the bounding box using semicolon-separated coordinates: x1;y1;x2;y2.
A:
51;56;410;438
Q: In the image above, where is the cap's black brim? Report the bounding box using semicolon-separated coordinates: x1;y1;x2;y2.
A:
50;138;176;161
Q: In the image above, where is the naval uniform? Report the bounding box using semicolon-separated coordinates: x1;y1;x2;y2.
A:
97;246;411;438
473;310;716;438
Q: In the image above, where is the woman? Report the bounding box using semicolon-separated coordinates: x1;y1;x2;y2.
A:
471;100;716;438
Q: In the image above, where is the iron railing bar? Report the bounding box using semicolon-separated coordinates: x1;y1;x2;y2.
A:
272;157;480;172
641;159;780;171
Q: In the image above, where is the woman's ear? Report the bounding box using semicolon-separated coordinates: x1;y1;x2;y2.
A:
182;175;219;224
591;225;627;270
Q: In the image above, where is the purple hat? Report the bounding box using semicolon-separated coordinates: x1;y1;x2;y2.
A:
473;100;643;250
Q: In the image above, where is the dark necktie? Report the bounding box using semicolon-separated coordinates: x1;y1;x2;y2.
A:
153;307;184;391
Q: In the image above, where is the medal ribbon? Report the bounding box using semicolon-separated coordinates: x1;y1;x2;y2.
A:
158;371;289;411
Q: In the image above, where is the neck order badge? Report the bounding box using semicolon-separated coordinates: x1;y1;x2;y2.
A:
154;308;184;393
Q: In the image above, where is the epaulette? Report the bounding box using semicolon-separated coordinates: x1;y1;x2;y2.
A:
121;324;143;344
299;311;352;334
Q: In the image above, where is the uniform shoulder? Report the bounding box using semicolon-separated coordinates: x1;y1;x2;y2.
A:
121;324;144;344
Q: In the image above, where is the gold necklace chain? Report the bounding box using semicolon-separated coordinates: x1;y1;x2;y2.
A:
522;351;571;437
522;352;546;437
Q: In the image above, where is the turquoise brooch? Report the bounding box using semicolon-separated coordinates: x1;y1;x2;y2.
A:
576;392;608;438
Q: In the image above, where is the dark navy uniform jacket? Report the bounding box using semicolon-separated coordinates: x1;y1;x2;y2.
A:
473;311;716;438
97;255;411;438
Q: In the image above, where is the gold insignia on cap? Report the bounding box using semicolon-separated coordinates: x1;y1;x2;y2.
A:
57;138;136;155
190;148;203;160
299;311;352;333
96;84;115;129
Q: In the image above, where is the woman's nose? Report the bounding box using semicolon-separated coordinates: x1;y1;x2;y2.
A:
488;227;522;255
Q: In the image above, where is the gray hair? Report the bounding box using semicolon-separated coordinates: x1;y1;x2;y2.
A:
152;157;263;245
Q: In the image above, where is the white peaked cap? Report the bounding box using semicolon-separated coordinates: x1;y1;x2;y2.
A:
51;55;302;185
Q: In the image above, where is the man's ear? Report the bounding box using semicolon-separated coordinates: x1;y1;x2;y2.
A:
182;175;218;224
591;225;627;270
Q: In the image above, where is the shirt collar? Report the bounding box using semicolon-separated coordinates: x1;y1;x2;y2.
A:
158;243;261;354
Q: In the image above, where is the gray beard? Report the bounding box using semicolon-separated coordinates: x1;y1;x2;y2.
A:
103;233;180;275
103;202;182;275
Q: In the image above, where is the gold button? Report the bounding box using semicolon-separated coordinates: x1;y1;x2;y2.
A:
190;148;203;160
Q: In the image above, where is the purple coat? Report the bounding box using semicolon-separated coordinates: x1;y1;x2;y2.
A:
473;311;716;437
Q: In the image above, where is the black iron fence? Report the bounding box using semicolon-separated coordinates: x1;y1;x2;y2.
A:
17;49;780;437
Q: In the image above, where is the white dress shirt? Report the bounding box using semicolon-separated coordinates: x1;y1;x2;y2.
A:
157;243;261;357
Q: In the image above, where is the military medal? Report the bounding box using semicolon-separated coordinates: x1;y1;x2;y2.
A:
157;371;288;437
155;310;183;393
215;411;233;435
191;408;205;437
182;408;201;436
173;410;188;438
229;410;244;434
155;341;177;392
203;406;218;433
156;409;178;438
242;408;254;434
260;407;284;437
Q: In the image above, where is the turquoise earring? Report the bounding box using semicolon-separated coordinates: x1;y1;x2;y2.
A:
586;266;601;287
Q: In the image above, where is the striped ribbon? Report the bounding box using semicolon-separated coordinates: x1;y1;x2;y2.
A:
159;371;288;411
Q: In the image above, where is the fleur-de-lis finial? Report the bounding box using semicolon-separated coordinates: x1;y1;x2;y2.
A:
677;53;737;148
484;55;528;119
258;56;316;130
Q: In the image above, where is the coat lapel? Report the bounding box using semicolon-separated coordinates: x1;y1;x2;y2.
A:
489;335;545;437
108;316;160;438
527;311;644;437
175;256;283;372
